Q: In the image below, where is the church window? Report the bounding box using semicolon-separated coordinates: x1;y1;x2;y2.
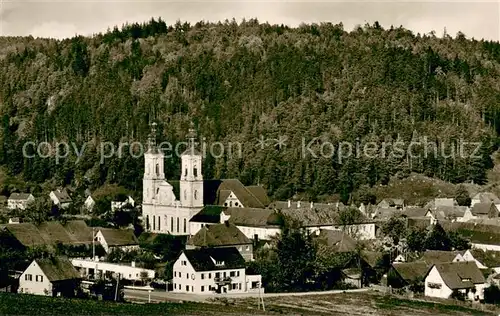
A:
158;216;161;231
177;217;180;233
184;219;187;233
146;215;150;230
156;163;159;175
184;168;188;176
153;216;156;231
229;201;233;207
194;190;198;200
235;202;239;207
224;202;228;206
157;188;160;195
171;217;174;232
193;167;198;177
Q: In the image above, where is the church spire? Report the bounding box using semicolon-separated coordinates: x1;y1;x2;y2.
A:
147;122;158;153
186;121;197;154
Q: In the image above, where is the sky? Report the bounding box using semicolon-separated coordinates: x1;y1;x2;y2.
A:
0;0;498;41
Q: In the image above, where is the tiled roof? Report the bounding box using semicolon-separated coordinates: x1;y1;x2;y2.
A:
473;192;500;204
430;261;485;290
282;207;372;227
190;205;226;223
224;207;282;228
421;250;464;265
187;222;251;247
203;179;266;208
98;228;138;247
471;202;496;216
404;207;429;218
51;189;72;203
8;193;32;201
36;257;81;282
315;229;357;253
392;261;430;282
245;185;271;207
183;247;246;272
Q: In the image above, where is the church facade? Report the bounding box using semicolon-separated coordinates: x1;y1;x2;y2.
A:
142;123;204;236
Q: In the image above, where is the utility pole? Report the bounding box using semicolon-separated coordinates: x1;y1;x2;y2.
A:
114;273;120;301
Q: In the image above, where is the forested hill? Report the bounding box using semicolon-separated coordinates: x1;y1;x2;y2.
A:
0;18;500;202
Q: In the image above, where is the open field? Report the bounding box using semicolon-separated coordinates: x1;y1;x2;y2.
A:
1;291;498;315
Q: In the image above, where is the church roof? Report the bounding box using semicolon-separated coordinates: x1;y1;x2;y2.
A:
190;206;226;223
245;185;271;207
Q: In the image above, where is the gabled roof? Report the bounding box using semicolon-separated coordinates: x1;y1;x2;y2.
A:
190;205;226;223
203;179;265;208
51;189;72;203
392;262;430;282
183;247;246;271
421;250;464;265
3;223;50;247
473;192;500;204
429;261;485;289
8;193;33;201
187;222;251;247
315;229;357;253
432;206;468;219
471;202;496;216
35;257;81;282
245;185;271;207
97;228;138;247
404;207;429;218
468;249;500;268
224;208;282;228
372;207;401;220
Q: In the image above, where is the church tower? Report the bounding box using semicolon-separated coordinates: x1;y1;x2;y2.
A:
142;122;165;205
180;123;203;209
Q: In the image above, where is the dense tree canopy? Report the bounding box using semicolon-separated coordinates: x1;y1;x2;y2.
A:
0;19;499;200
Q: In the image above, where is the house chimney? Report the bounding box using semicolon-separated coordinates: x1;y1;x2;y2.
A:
288;200;291;208
131;261;136;268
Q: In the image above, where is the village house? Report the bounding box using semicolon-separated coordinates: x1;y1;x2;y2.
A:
172;247;263;294
95;228;139;254
387;261;430;291
471;192;500;212
270;200;346;211
189;205;227;235
111;196;135;212
84;195;95;212
8;217;20;224
49;189;72;209
462;249;500;272
71;259;155;282
377;198;405;210
424;261;487;301
420;250;465;265
221;208;283;241
314;229;357;253
186;221;254;261
7;193;35;210
462;202;498;221
18;257;81;297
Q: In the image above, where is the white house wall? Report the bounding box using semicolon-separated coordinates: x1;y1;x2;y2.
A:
236;225;281;241
472;243;500;252
71;259;155;281
425;266;453;299
19;261;52;296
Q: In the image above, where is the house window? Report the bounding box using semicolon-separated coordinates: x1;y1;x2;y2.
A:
158;216;161;231
174;272;177;277
193;167;198;177
215;272;220;278
235;202;239;207
236;271;240;277
428;282;442;289
208;273;211;279
201;273;205;280
178;273;181;278
153;216;156;231
174;284;176;289
171;217;174;231
223;272;227;278
232;283;237;290
201;286;204;292
186;285;189;292
184;219;187;233
184;168;188;176
186;273;189;279
238;283;241;290
146;215;150;230
177;217;180;232
229;201;233;207
230;271;235;277
25;274;32;281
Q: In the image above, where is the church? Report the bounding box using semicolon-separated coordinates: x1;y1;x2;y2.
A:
141;123;272;236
